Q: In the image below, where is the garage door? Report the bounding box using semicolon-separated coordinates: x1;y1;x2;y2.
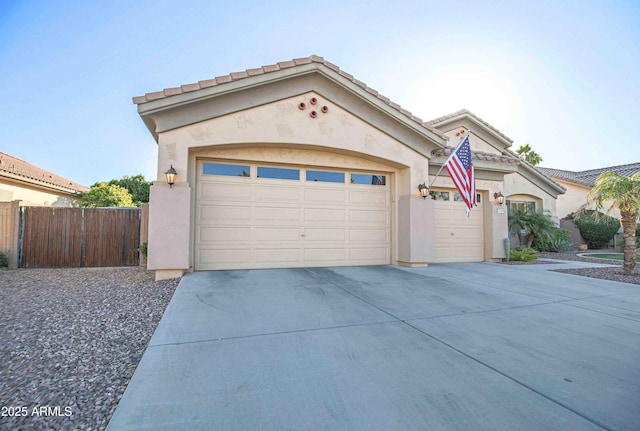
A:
432;189;484;263
195;160;391;270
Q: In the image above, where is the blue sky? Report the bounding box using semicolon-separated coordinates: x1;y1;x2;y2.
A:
1;0;639;187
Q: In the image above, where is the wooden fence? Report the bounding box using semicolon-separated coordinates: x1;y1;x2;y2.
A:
19;207;141;268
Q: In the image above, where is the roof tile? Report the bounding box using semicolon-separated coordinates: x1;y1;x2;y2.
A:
145;91;166;101
230;71;248;80
215;75;233;84
246;67;265;76
277;60;296;69
0;152;88;194
163;87;182;96
293;57;312;65
181;83;201;93
198;78;218;88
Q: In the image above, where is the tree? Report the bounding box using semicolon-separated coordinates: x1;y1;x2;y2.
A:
515;144;543;166
108;174;152;206
508;209;555;247
79;182;134;208
588;171;640;275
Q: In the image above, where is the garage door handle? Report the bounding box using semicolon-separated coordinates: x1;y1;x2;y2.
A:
450;233;455;236
301;234;306;237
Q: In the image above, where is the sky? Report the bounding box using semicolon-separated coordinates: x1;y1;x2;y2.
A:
1;0;639;187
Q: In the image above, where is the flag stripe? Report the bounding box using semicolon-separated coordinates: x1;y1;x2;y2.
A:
443;135;477;214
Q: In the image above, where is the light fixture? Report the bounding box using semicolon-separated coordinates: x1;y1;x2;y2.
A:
165;165;177;188
418;183;429;199
494;191;504;205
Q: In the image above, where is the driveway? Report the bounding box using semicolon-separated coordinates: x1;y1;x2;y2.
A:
107;261;640;431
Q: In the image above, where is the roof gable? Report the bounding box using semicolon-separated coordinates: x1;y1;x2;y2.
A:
0;152;88;195
133;55;447;155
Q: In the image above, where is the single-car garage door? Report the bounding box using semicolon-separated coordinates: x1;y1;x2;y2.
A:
432;189;484;263
195;160;391;270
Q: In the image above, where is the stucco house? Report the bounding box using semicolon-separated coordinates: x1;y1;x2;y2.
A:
0;151;88;206
537;163;640;219
133;55;564;280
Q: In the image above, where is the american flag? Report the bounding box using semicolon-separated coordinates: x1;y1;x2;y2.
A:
444;135;476;214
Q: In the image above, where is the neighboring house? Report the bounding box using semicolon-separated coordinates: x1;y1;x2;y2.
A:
133;55;565;280
0;151;88;206
537;163;640;219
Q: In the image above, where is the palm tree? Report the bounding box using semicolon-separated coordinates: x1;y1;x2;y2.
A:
588;172;640;275
515;144;543;166
508;209;555;247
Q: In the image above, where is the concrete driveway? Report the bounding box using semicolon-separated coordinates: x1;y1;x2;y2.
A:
107;261;640;431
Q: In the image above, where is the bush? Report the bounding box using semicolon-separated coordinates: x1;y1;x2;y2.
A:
0;251;7;267
574;211;620;249
532;226;572;252
509;247;539;262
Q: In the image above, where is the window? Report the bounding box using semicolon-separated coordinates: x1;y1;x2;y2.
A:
429;191;450;201
350;174;386;185
453;192;482;203
203;162;250;177
507;200;536;215
306;170;345;183
257;166;300;180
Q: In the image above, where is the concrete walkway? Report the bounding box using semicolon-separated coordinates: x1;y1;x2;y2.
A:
107;260;640;430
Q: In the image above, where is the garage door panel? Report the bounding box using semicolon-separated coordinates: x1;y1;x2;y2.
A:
255;207;301;224
198;227;250;243
304;208;347;223
254;248;301;263
349;228;388;242
304;188;347;205
349;247;389;262
304;228;346;242
349;209;389;225
199;248;252;265
349;190;389;206
304;248;348;262
254;228;301;242
199;205;251;225
198;182;252;201
255;185;302;203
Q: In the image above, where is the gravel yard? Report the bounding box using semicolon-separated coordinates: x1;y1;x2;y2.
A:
0;267;179;431
540;250;640;285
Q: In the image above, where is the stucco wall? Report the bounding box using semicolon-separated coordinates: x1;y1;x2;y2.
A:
503;172;558;220
0;179;78;207
553;179;592;218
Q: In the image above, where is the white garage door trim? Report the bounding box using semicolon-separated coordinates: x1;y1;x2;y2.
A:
432;188;484;263
195;159;391;270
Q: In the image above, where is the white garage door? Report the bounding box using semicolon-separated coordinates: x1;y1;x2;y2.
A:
432;189;484;263
195;160;391;270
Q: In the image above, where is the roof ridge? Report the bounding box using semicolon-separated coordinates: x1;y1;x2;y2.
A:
132;55;445;139
426;109;513;144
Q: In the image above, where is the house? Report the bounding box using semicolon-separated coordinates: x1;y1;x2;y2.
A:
0;151;88;206
537;163;640;219
133;55;564;280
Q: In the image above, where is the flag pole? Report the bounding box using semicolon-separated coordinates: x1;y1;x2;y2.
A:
428;131;471;189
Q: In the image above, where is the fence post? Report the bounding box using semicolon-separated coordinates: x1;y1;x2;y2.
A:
0;200;22;269
140;204;149;267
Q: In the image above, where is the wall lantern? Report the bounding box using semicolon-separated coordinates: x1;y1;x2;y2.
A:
494;191;505;205
418;183;429;199
165;165;177;188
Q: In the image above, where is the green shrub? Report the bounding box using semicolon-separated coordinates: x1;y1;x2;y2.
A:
532;226;572;252
139;242;148;258
509;247;539;262
0;251;7;267
574;211;620;249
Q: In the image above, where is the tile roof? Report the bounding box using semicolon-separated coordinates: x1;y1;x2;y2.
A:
0;152;89;194
133;55;445;139
426;109;513;144
431;148;520;165
537;162;640;187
